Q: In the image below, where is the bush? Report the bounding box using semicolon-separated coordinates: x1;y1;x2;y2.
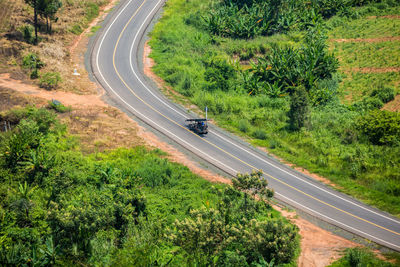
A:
18;25;34;44
370;86;395;104
353;97;383;111
357;110;400;146
238;119;250;133
48;100;71;113
288;86;310;131
252;128;267;140
22;53;44;79
39;72;61;90
204;56;236;91
330;247;396;267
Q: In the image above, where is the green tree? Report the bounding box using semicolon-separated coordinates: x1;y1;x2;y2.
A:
24;0;39;44
232;170;274;211
38;0;62;34
168;208;227;265
288;86;310;131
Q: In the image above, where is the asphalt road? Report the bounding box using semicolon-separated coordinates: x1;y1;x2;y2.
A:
90;0;400;251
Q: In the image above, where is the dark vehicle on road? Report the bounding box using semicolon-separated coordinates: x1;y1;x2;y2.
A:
185;119;208;134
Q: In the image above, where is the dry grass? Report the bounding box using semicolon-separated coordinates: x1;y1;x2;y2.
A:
0;0;110;93
59;106;146;153
0;87;45;112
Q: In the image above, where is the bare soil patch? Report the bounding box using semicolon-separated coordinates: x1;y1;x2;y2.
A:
383;94;400;112
275;206;358;267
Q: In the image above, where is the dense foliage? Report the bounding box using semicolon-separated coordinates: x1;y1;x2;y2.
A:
203;0;385;39
357;110;400;146
149;0;400;216
247;29;338;96
0;107;298;265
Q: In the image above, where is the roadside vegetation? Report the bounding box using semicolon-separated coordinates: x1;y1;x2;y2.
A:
0;107;299;265
329;247;399;267
149;0;400;216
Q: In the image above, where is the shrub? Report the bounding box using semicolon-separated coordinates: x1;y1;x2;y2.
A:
48;100;71;113
357;110;400;146
238;119;250;133
252;128;267;140
370;86;395;104
331;247;396;267
204;56;236;91
309;76;340;106
22;53;44;79
353;97;383;111
39;72;61;90
288;86;310;131
18;25;34;44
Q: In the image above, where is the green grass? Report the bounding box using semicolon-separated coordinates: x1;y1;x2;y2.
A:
328;16;400;39
340;72;400;102
332;41;400;68
329;248;396;267
90;25;101;35
70;1;102;35
327;5;400;104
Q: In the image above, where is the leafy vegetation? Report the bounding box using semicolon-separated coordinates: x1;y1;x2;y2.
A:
149;0;400;216
24;0;62;43
357;109;400;146
329;247;397;267
70;1;103;35
22;53;44;79
39;71;61;90
47;100;71;113
0;107;299;265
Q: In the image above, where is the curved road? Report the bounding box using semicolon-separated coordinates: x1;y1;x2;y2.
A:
90;0;400;251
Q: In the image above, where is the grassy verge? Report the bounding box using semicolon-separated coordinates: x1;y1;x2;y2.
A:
328;248;399;267
332;41;400;68
339;72;400;103
149;0;400;216
70;1;106;35
328;15;400;39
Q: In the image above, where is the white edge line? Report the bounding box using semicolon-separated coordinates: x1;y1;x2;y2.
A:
95;0;238;175
126;0;400;226
275;192;400;250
